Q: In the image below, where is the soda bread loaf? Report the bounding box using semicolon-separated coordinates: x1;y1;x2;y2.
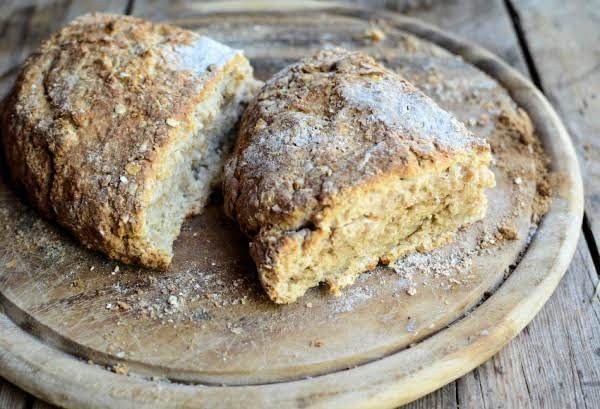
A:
2;14;258;268
224;49;495;304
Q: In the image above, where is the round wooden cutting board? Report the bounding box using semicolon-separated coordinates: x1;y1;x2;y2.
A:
0;2;583;408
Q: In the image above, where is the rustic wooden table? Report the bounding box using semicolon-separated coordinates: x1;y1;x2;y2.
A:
0;0;598;408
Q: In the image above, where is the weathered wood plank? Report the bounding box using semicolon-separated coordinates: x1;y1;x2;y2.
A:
0;378;29;409
458;348;533;408
509;0;600;246
517;235;600;408
0;0;128;77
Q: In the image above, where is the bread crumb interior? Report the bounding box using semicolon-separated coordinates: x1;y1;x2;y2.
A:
141;67;252;263
256;157;495;303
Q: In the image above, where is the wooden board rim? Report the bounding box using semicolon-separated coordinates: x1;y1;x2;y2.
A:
0;2;584;408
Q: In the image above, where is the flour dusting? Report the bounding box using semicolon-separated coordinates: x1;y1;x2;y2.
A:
169;35;240;77
339;76;480;150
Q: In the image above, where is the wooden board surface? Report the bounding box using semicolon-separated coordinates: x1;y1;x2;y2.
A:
0;1;587;408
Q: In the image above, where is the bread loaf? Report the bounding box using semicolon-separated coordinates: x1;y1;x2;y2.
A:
223;49;495;303
2;13;258;268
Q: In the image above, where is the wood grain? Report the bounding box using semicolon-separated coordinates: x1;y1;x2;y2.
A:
401;382;457;409
439;237;599;409
508;0;600;253
404;0;529;76
32;399;58;409
514;236;600;408
405;248;600;409
0;378;29;409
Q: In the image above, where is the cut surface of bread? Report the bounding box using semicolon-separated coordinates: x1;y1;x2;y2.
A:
224;49;495;304
140;65;253;264
1;13;258;268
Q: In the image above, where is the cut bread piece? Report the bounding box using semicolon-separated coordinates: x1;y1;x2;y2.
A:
224;49;495;303
2;14;259;268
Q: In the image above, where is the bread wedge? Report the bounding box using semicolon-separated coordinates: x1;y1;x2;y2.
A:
224;49;495;303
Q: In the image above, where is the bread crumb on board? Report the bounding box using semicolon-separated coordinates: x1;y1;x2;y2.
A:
363;27;386;42
309;340;324;348
497;225;519;241
112;363;129;375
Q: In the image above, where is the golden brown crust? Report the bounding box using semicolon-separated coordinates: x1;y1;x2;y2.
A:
224;49;489;235
2;13;248;268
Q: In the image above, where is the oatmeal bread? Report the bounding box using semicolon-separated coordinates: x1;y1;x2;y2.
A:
2;13;258;268
223;49;495;304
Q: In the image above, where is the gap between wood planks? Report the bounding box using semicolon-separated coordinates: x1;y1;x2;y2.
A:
125;0;135;16
504;0;600;291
